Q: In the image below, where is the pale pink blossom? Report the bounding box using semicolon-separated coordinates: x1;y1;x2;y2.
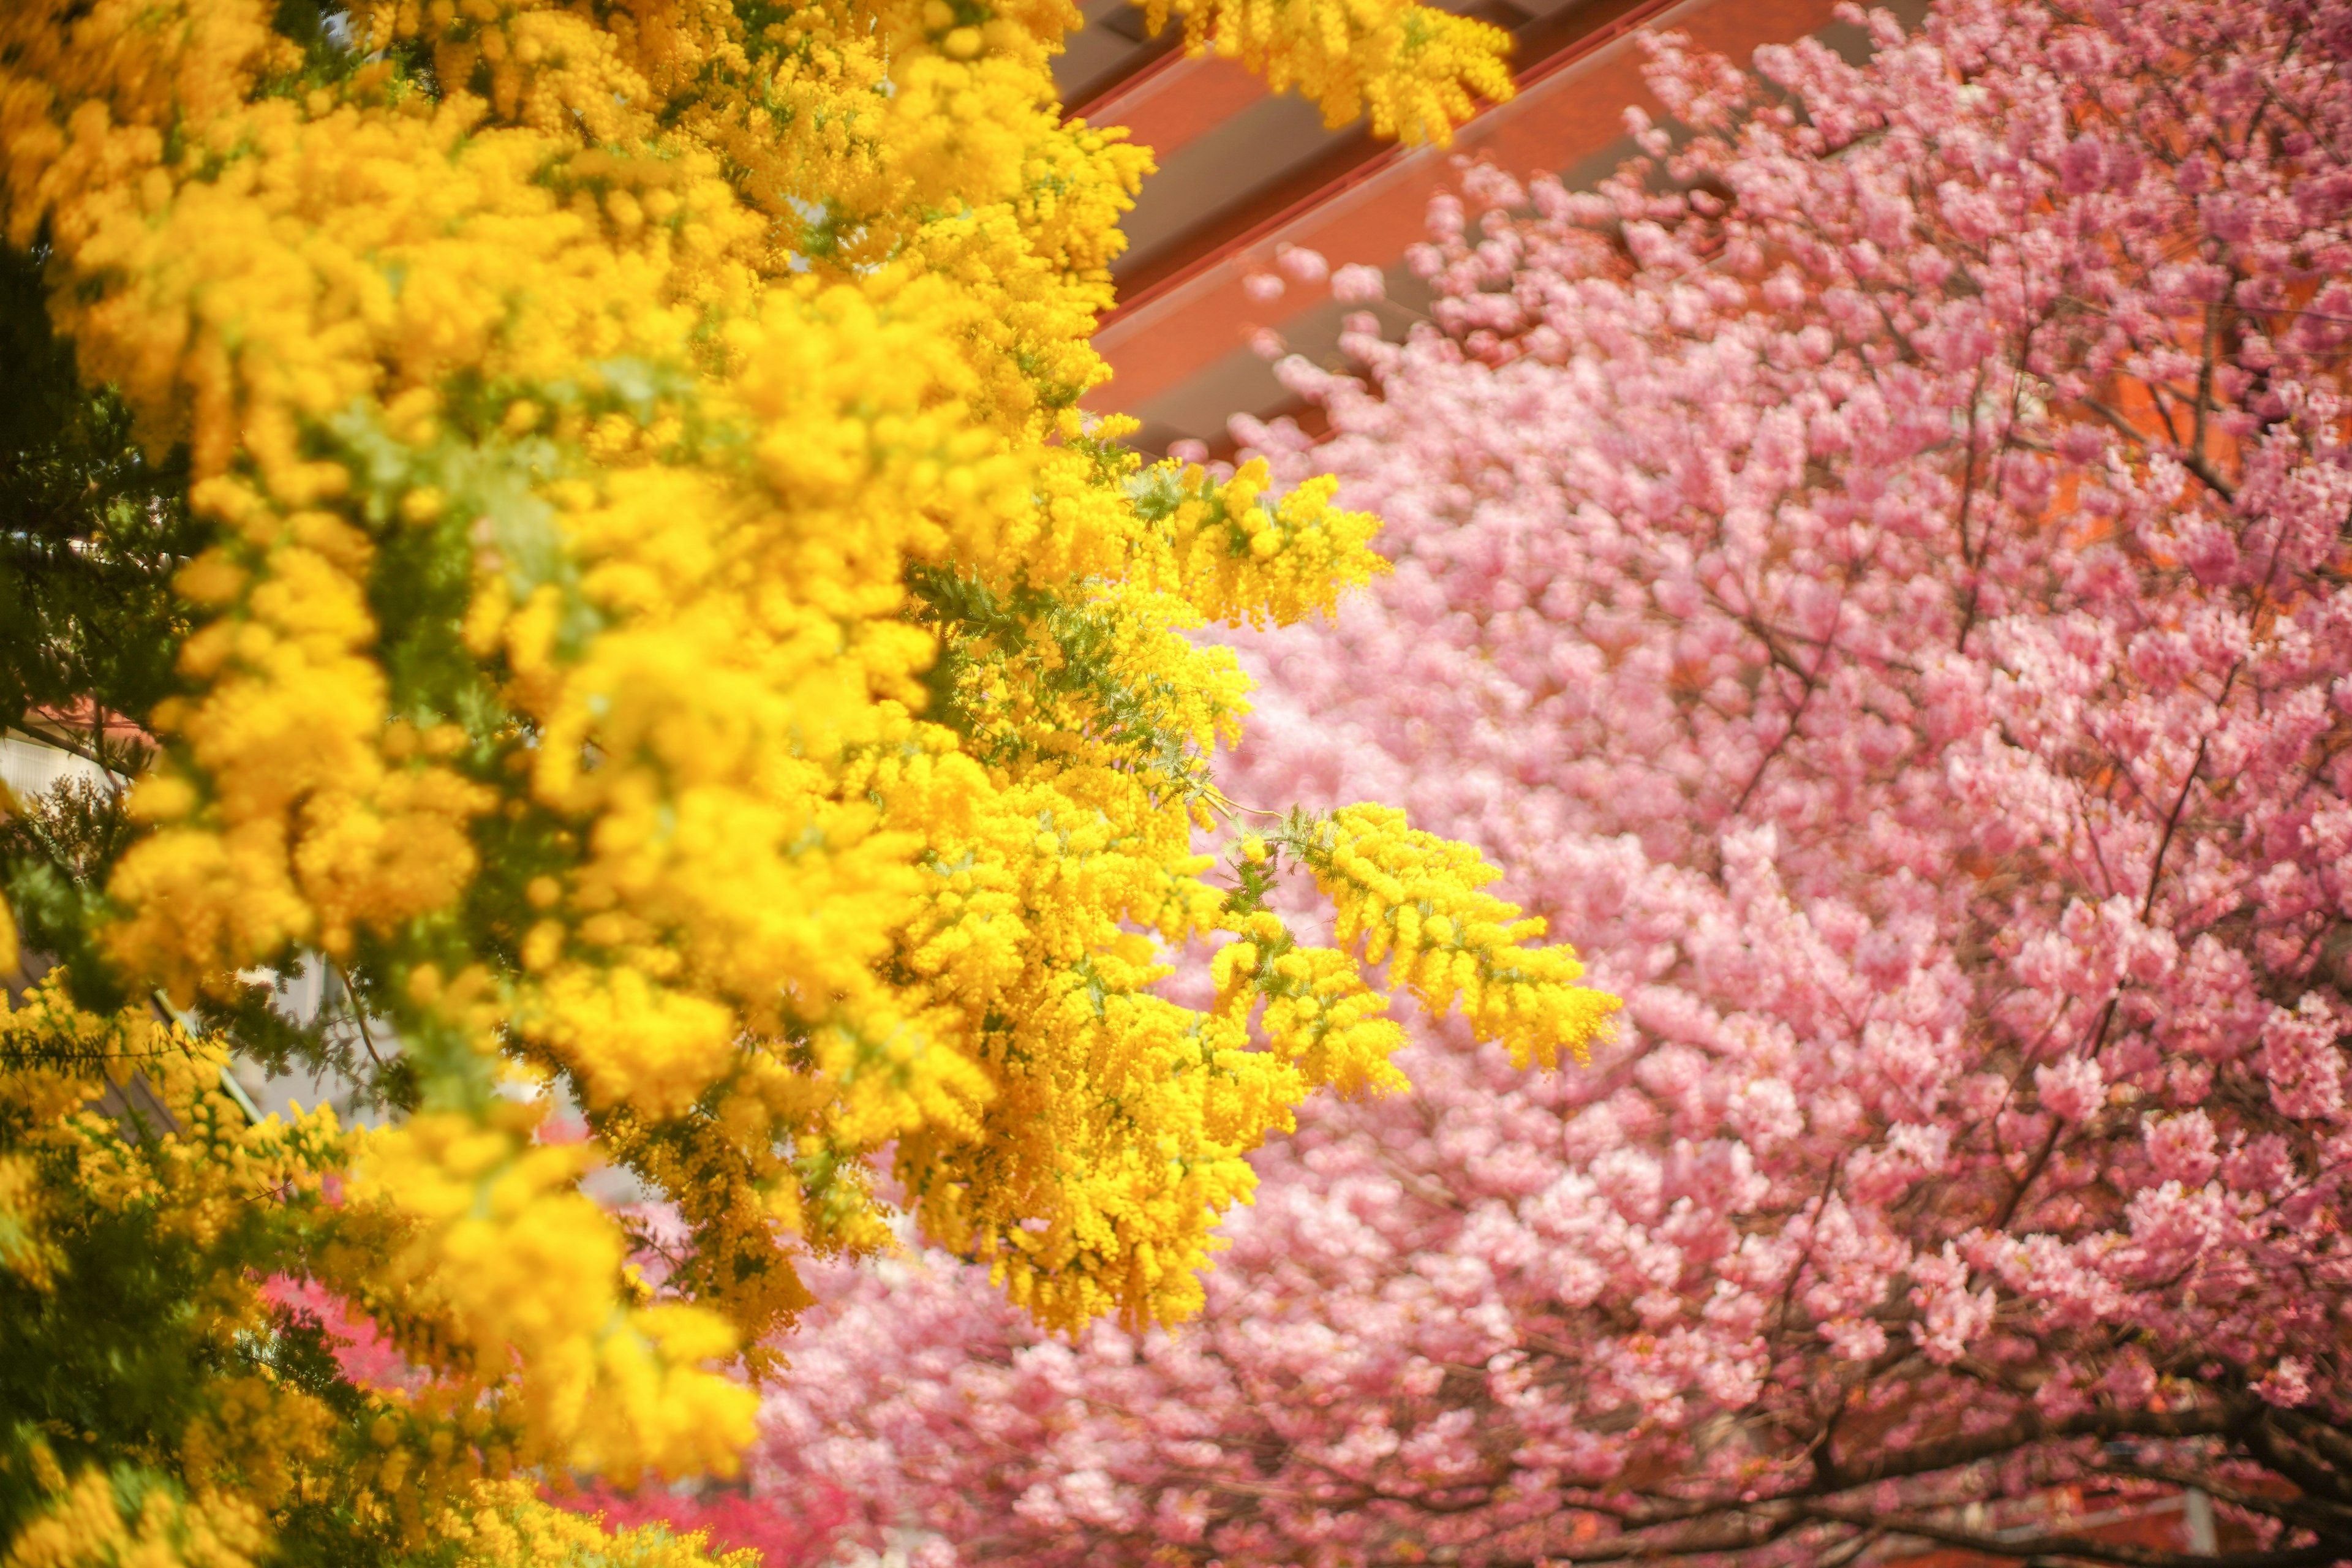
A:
2034;1057;2106;1123
1331;263;1388;304
1276;245;1330;284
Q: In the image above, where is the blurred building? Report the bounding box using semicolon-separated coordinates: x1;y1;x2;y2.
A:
1060;0;1861;454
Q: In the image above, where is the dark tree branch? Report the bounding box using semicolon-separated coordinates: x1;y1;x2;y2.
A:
1817;1403;2245;1490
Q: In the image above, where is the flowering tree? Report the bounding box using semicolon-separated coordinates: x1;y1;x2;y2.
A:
729;2;2352;1564
0;1;1616;1566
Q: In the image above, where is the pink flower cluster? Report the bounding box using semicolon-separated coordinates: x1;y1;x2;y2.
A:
710;1;2352;1562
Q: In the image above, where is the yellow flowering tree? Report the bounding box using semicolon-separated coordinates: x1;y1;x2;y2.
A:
0;1;1608;1566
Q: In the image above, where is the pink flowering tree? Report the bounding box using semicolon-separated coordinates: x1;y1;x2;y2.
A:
722;1;2352;1563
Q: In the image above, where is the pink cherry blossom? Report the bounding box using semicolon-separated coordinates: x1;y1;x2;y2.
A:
1330;263;1387;304
1277;244;1331;284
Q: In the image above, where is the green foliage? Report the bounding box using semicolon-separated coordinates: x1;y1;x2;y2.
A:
0;241;200;1015
0;242;195;752
0;1042;400;1568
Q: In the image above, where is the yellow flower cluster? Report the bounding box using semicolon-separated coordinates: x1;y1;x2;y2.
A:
0;0;1588;1558
7;1470;265;1568
0;986;756;1568
334;1111;758;1486
4;1469;745;1568
454;1487;760;1568
0;986;342;1257
1139;0;1515;143
1140;460;1392;629
1212;908;1411;1098
1296;805;1621;1071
